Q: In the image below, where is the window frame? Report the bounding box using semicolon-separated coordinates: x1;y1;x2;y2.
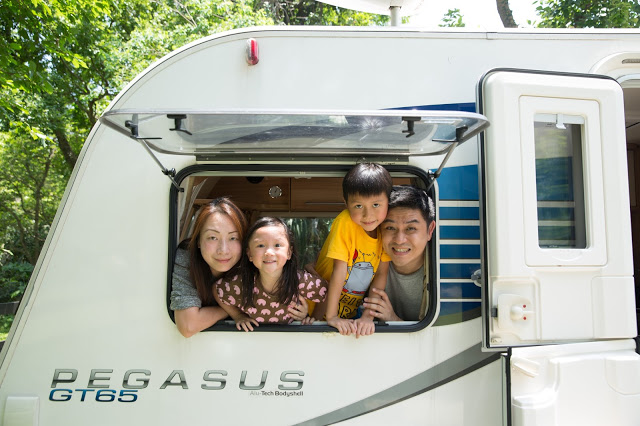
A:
166;163;439;333
519;96;607;267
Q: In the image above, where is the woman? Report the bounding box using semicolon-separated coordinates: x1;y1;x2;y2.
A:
170;197;249;337
170;197;310;337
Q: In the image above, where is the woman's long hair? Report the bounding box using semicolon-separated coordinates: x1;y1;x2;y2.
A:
240;217;299;309
187;197;248;306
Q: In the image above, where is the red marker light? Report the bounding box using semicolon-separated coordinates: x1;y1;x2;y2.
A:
246;38;259;66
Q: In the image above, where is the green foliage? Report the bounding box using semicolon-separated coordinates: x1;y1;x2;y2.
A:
440;8;465;27
0;130;68;264
284;218;333;267
536;0;640;28
0;315;14;341
0;0;112;115
262;0;388;26
0;253;31;340
0;0;386;280
0;262;33;303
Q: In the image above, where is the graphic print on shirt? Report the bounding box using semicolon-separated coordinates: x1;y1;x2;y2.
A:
338;249;374;318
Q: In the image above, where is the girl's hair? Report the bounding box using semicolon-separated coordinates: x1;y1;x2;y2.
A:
187;197;248;306
240;217;299;309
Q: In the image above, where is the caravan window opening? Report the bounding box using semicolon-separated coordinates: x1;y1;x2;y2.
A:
167;164;438;333
533;114;586;249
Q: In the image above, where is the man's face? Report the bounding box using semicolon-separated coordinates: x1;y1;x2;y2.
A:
381;207;435;275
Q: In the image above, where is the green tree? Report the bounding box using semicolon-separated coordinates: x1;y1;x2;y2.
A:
0;1;156;169
263;0;387;26
440;8;465;27
0;262;33;303
0;129;67;265
0;0;387;313
536;0;640;28
0;0;107;115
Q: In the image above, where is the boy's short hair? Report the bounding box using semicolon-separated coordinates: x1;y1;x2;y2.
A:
389;185;435;223
342;163;393;201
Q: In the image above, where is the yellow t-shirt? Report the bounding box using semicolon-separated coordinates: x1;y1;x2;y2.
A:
315;210;390;319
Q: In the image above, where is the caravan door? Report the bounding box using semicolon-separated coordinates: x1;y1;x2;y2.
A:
479;69;635;348
479;69;640;425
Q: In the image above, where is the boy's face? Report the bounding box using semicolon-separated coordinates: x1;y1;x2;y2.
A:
345;192;389;235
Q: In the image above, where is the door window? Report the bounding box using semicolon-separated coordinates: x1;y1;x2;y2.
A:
533;115;586;249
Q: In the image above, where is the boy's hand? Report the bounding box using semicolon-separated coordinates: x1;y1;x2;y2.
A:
327;316;356;335
354;315;375;338
235;316;259;332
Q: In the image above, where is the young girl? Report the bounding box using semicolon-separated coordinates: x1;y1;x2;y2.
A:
214;217;328;331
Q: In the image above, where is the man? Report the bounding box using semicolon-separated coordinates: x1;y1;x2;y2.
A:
362;185;436;321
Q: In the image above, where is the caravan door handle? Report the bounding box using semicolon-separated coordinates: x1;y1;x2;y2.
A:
496;293;536;336
510;304;534;321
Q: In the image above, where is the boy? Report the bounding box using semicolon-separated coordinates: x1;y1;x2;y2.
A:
313;163;392;337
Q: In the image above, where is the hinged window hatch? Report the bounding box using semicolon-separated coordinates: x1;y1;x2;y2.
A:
100;109;489;157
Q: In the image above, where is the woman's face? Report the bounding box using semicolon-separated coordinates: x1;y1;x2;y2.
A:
198;212;242;277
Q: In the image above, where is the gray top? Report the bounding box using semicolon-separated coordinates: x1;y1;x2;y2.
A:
386;263;425;321
170;247;202;310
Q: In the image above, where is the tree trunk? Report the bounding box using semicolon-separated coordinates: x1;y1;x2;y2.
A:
496;0;517;28
53;129;78;170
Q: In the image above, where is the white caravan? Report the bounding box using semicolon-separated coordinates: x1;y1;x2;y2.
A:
1;27;640;426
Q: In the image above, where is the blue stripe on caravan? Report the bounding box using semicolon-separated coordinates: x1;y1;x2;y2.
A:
440;226;480;239
441;282;481;299
439;301;481;316
440;263;480;279
440;244;480;259
392;102;476;113
439;206;479;220
438;165;479;200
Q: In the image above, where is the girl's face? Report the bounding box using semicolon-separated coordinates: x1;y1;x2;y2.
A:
198;212;242;278
246;225;292;276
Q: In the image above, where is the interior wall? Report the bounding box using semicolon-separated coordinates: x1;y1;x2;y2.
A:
624;85;640;333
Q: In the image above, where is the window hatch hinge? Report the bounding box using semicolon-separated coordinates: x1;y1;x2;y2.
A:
137;137;183;192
